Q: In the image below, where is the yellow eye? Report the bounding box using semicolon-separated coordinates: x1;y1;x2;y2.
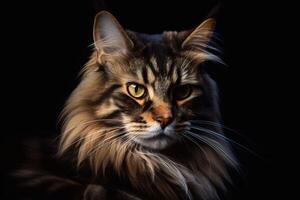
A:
127;83;146;99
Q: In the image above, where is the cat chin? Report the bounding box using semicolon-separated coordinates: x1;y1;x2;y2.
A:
133;136;177;150
128;123;179;150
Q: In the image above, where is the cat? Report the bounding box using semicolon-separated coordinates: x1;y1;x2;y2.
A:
12;11;238;200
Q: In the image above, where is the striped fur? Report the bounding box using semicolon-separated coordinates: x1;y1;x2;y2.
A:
15;11;237;200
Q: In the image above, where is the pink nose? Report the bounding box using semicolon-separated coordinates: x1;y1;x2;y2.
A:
154;115;173;129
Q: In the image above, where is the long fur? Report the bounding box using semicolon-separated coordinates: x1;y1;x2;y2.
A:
58;44;237;199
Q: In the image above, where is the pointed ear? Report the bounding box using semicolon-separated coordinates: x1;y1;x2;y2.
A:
93;11;133;58
182;18;216;50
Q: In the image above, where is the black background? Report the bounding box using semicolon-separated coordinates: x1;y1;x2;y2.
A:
1;0;292;199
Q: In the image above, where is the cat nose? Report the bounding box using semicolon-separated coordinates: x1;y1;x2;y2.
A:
154;115;173;129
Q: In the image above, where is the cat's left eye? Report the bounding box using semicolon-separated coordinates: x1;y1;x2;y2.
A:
127;82;146;99
174;85;192;100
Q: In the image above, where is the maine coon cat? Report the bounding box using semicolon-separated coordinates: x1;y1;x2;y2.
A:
13;11;237;200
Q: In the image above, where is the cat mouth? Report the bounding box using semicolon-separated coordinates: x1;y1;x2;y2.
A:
134;132;175;150
132;127;177;150
137;129;175;140
142;132;173;141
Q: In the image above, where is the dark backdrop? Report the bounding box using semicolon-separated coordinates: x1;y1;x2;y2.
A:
2;0;290;199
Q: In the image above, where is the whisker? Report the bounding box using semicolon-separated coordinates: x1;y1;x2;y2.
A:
81;118;124;126
185;131;237;165
62;118;123;135
87;131;128;156
83;127;125;144
181;134;211;165
189;120;239;134
61;127;125;151
122;134;139;149
190;125;260;158
189;119;254;143
129;125;149;129
189;121;260;158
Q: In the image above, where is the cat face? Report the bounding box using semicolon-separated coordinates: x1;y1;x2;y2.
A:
60;11;220;154
88;12;217;150
97;54;204;150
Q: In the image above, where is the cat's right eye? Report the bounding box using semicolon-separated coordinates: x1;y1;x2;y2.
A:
174;85;192;100
127;82;147;99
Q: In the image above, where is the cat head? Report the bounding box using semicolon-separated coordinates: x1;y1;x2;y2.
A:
59;10;235;179
84;11;218;149
58;11;237;199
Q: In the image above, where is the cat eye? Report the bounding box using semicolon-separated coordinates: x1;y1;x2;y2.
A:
127;82;147;99
174;85;192;100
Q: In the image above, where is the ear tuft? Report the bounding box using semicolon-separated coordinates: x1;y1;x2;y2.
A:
93;11;133;56
182;18;216;50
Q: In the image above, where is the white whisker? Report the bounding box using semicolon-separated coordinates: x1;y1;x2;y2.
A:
62;127;125;151
185;131;237;165
190;125;260;158
87;131;128;156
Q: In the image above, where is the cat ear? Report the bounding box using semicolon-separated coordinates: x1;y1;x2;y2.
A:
93;11;133;59
181;18;215;50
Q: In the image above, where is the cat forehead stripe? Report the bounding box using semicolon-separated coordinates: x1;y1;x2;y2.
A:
150;57;159;71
